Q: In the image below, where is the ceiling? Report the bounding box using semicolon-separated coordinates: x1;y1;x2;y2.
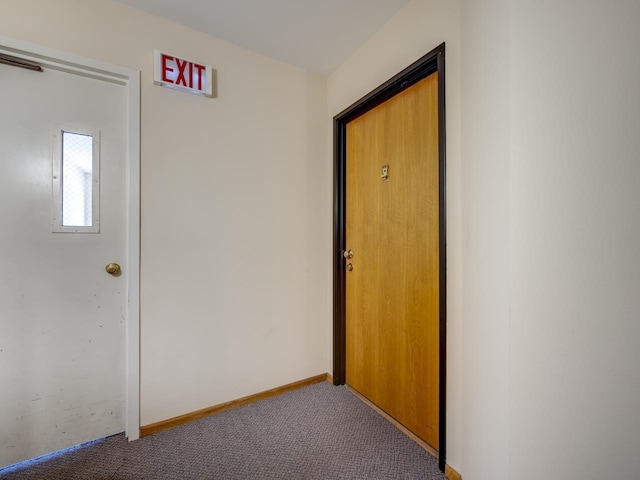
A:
113;0;409;74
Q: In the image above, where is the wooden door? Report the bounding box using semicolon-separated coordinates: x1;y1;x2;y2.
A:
345;72;440;449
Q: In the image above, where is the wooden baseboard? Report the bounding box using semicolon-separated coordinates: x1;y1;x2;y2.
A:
346;385;439;458
346;386;462;480
140;373;330;438
445;464;463;480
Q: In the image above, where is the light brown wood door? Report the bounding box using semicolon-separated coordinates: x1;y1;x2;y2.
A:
345;72;440;449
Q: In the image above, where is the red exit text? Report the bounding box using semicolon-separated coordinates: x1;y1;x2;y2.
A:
153;50;213;98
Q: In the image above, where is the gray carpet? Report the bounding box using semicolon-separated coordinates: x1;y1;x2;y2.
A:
0;382;446;479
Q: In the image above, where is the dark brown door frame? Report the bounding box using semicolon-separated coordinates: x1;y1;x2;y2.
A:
332;43;447;472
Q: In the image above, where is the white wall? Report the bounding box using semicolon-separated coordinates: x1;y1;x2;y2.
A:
0;0;329;426
460;0;511;478
327;0;463;471
462;0;640;478
509;1;640;478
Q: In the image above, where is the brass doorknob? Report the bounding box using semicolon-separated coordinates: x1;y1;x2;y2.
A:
343;250;354;259
105;263;121;275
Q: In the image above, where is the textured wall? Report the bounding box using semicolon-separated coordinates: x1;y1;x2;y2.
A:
509;1;640;478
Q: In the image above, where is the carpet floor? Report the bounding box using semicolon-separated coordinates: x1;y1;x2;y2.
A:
0;382;447;479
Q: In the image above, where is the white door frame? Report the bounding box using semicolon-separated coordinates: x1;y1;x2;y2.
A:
0;35;141;441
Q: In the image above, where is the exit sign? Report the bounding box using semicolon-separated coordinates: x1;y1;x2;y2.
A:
153;50;214;98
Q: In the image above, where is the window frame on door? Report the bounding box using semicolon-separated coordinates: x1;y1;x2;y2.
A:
52;125;101;233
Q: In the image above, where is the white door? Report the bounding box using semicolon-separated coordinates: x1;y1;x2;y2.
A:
0;53;127;468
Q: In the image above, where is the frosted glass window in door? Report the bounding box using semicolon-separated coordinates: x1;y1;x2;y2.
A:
62;132;93;227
